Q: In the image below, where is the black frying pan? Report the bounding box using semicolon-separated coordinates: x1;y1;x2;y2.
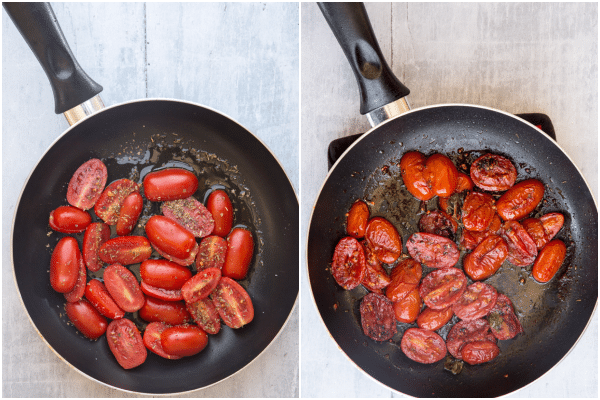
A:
307;3;597;397
7;3;298;394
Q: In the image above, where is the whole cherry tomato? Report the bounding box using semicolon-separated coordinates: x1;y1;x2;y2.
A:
94;179;140;225
532;239;567;283
365;217;402;264
386;258;422;302
143;322;182;360
461;340;500;365
99;236;152;265
462;192;496;232
50;237;81;293
522;212;564;250
103;263;145;313
417;306;454;331
406;232;459;268
106;318;147;369
331;237;366;290
49;205;91;233
463;235;508;281
82;222;110;272
145;215;197;261
496;179;545;221
212;277;254;329
360;293;397;341
139;297;191;325
162;197;215;238
161;325;208;357
65;299;108;340
393;287;422;323
470;153;517;191
140;259;192;290
346;200;369;238
116;191;143;236
222;228;254;280
206;189;234;237
67;158;107;210
400;328;447;364
143;168;198;202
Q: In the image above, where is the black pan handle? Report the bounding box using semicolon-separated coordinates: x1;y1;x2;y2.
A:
318;2;409;115
3;2;103;114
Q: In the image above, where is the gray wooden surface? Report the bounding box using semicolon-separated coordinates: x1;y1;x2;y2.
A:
301;2;597;398
2;2;298;397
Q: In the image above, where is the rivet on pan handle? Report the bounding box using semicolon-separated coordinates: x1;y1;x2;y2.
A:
3;2;104;124
318;2;411;127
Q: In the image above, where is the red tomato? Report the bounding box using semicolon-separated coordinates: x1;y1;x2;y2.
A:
82;222;110;272
463;235;508;281
365;217;402;264
195;235;228;270
452;282;498;321
99;236;152;265
64;256;87;303
359;292;397;341
67;158;108;210
50;237;81;293
140;281;184;302
212;277;254;329
139;297;191;325
400;151;434;201
103;264;145;312
143;322;182;360
446;319;496;360
143;168;198;202
346;200;369;238
181;267;222;304
400;328;447;364
406;232;459;268
162;197;215;238
393;288;422;323
532;239;567;283
456;172;473;192
140;259;192;290
116;191;143;236
222;227;254;280
161;325;208;357
106;318;147;369
145;215;197;261
460;214;502;251
386;258;422;302
206;190;234;237
522;212;565;250
419;267;467;310
361;242;391;291
331;236;366;290
461;341;500;365
153;241;199;267
461;192;496;232
186;297;221;335
49;205;91;233
501;221;538;266
496;179;545;221
487;294;523;340
94;178;140;225
84;279;125;320
417;306;454;331
65;299;108;340
426;153;459;198
418;210;457;239
470;153;517;191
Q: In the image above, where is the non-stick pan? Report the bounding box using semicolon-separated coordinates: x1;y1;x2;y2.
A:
307;3;597;397
6;3;298;394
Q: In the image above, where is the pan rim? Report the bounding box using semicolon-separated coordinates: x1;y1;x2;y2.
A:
305;102;597;397
10;97;299;395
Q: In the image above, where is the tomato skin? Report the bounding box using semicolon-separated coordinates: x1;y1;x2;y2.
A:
50;237;81;293
140;281;184;302
463;235;508;281
400;328;447;364
501;221;538;266
181;267;222;304
446;319;496;360
393;288;422;323
161;325;208;357
426;153;459;198
99;236;152;265
462;192;496;232
331;236;366;290
143;322;182;360
116;191;143;236
417;306;454;331
452;282;498;321
64;256;87;303
49;205;91;233
103;264;145;312
496;179;545;221
406;232;459;268
456;172;473;192
67;158;108;210
222;228;254;280
145;215;197;261
419;267;467;310
346;200;370;238
365;217;402;264
206;190;234;237
212;277;254;329
522;212;564;250
139;297;191;325
186;297;221;335
140;259;192;290
361;242;391;291
386;258;422;302
470;153;517;191
65;299;108;340
461;340;500;365
460;214;502;251
400;151;434;201
532;239;567;283
418;210;457;239
360;292;397;341
195;235;228;270
106;318;147;369
94;179;140;225
143;168;198;202
82;222;110;272
84;279;125;320
162;197;215;238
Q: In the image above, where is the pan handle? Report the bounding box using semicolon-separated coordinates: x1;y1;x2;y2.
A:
318;2;411;126
3;2;103;119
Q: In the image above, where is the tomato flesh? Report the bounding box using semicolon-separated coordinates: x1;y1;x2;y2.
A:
195;235;228;270
67;158;108;210
143;322;182;360
103;264;145;313
82;222;111;272
331;236;366;290
106;318;147;369
85;279;125;320
94;179;140;225
212;277;254;329
162;197;215;238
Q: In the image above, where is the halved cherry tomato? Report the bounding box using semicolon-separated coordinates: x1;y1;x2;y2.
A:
206;190;234;237
346;200;370;238
393;287;422;323
419;267;467;310
463;235;508;281
361;242;391;291
99;236;152;265
406;232;459;268
212;277;254;329
331;236;366;290
145;215;197;261
181;267;222;304
386;258;422;302
162;197;214;238
139;297;191;325
418;210;457;239
49;205;91;233
64;256;86;303
103;263;145;312
501;221;538;266
143;322;182;360
161;325;208;357
470;153;517;191
417;306;454;331
116;191;143;236
222;228;254;280
84;279;125;320
426;153;459;198
365;217;402;264
360;292;397;341
461;340;500;365
456;172;473;192
82;222;110;272
522;212;564;250
487;294;523;340
462;192;496;232
195;235;227;270
67;158;107;210
400;328;447;364
140;281;184;302
446;319;496;360
106;318;147;369
143;168;198;202
94;178;140;225
453;282;498;321
532;239;567;283
140;259;192;290
50;237;81;293
65;299;108;340
460;214;502;251
186;297;221;335
496;179;545;221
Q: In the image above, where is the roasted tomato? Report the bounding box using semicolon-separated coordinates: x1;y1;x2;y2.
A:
386;258;422;302
162;197;215;238
49;205;91;233
393;287;422;323
115;191;143;236
63;256;87;303
99;236;152;265
186;297;221;335
361;243;391;291
365;217;402;264
181;267;222;304
107;318;147;369
522;212;564;250
426;153;459;198
222;227;254;280
65;299;108;340
501;221;538;266
103;263;145;313
463;235;508;281
470;154;517;191
359;292;397;341
145;215;197;261
331;236;366;290
94;178;140;225
417;306;454;331
452;282;498;321
446;319;496;360
206;189;234;237
400;328;447;364
532;239;567;283
212;277;254;329
143;168;198;202
418;210;457;239
419;267;467;310
496;179;545;221
346;200;370;238
400;151;458;200
139;297;191;325
461;341;500;365
140;259;192;290
456;172;474;192
195;235;228;270
161;325;208;357
461;192;496;232
406;232;459;268
50;237;81;293
143;322;182;360
67;158;108;210
460;214;502;251
84;279;125;320
487;294;523;340
82;222;110;272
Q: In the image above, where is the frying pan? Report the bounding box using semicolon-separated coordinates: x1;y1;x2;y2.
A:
307;3;597;397
5;3;298;394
